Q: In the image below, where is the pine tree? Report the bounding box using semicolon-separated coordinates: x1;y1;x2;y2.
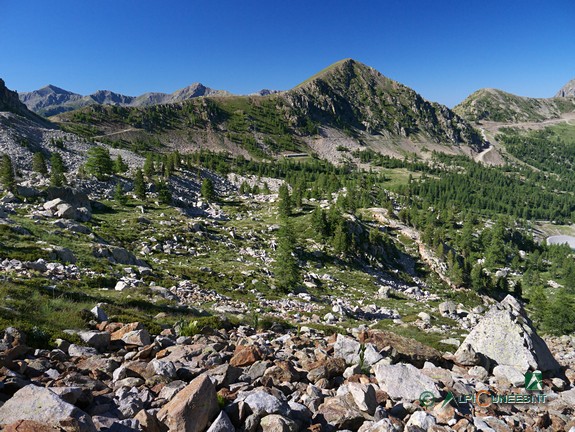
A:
0;154;15;192
32;152;48;176
311;206;328;239
201;178;216;202
278;183;292;219
543;288;575;335
143;154;155;178
50;153;66;187
274;221;300;292
156;180;172;204
113;155;128;174
84;146;114;180
113;182;127;205
332;219;349;255
133;169;146;200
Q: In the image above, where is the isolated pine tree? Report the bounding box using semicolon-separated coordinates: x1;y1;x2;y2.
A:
32;152;48;176
274;220;300;292
201;177;216;202
0;154;15;192
113;182;127;205
133;169;146;200
156;180;172;204
113;155;128;174
85;147;114;180
50;153;66;187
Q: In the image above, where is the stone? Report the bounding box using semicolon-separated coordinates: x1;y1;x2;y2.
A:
316;396;365;430
453;295;560;373
78;331;110;350
90;305;108;322
4;420;61;432
55;203;77;220
334;333;361;365
230;345;261;367
468;366;489;382
157;374;219;432
0;384;96;432
439;301;457;316
406;411;437;429
493;365;525;387
347;382;378;415
374;363;440;401
453;343;480;366
121;329;150;346
260;414;298;432
243;391;289;417
206;411;235;432
361;330;442;367
133;410;164;432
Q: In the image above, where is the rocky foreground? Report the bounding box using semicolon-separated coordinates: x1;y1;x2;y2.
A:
0;296;574;432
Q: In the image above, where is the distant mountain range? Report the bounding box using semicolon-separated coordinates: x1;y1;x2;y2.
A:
18;83;234;117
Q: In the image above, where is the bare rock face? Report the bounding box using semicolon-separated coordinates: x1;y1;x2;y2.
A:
0;385;96;432
454;295;560;373
157;373;219;432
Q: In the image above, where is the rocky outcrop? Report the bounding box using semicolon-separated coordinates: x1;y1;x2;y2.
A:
453;295;560;373
556;78;575;98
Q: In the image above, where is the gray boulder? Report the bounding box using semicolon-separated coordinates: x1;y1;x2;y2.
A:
453;295;560;372
206;411;235;432
0;384;96;432
374;363;440;401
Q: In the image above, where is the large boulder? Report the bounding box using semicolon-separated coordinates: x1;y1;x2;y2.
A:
453;295;560;373
374;363;440;401
45;187;92;212
0;384;96;432
157;374;219;432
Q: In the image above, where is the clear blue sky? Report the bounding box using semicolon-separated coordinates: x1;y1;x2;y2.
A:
2;0;574;107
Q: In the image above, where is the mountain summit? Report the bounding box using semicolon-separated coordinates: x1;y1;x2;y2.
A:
556;78;575;98
285;59;484;149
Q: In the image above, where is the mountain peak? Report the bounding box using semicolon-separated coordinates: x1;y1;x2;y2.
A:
556;78;575;98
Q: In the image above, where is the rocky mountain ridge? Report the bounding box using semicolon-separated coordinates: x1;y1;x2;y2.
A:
19;83;232;117
453;88;575;123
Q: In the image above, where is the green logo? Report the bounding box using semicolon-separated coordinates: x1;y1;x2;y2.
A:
441;391;456;408
525;371;543;391
419;391;436;407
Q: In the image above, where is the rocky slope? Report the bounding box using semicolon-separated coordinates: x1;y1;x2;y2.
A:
556;78;575;98
454;88;575;123
0;295;573;432
19;83;231;117
0;79;53;126
286;59;485;151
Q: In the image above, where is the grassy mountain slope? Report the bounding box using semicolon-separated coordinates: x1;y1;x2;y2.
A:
454;88;575;123
51;59;487;160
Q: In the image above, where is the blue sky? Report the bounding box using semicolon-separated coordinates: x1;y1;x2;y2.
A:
2;0;574;107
